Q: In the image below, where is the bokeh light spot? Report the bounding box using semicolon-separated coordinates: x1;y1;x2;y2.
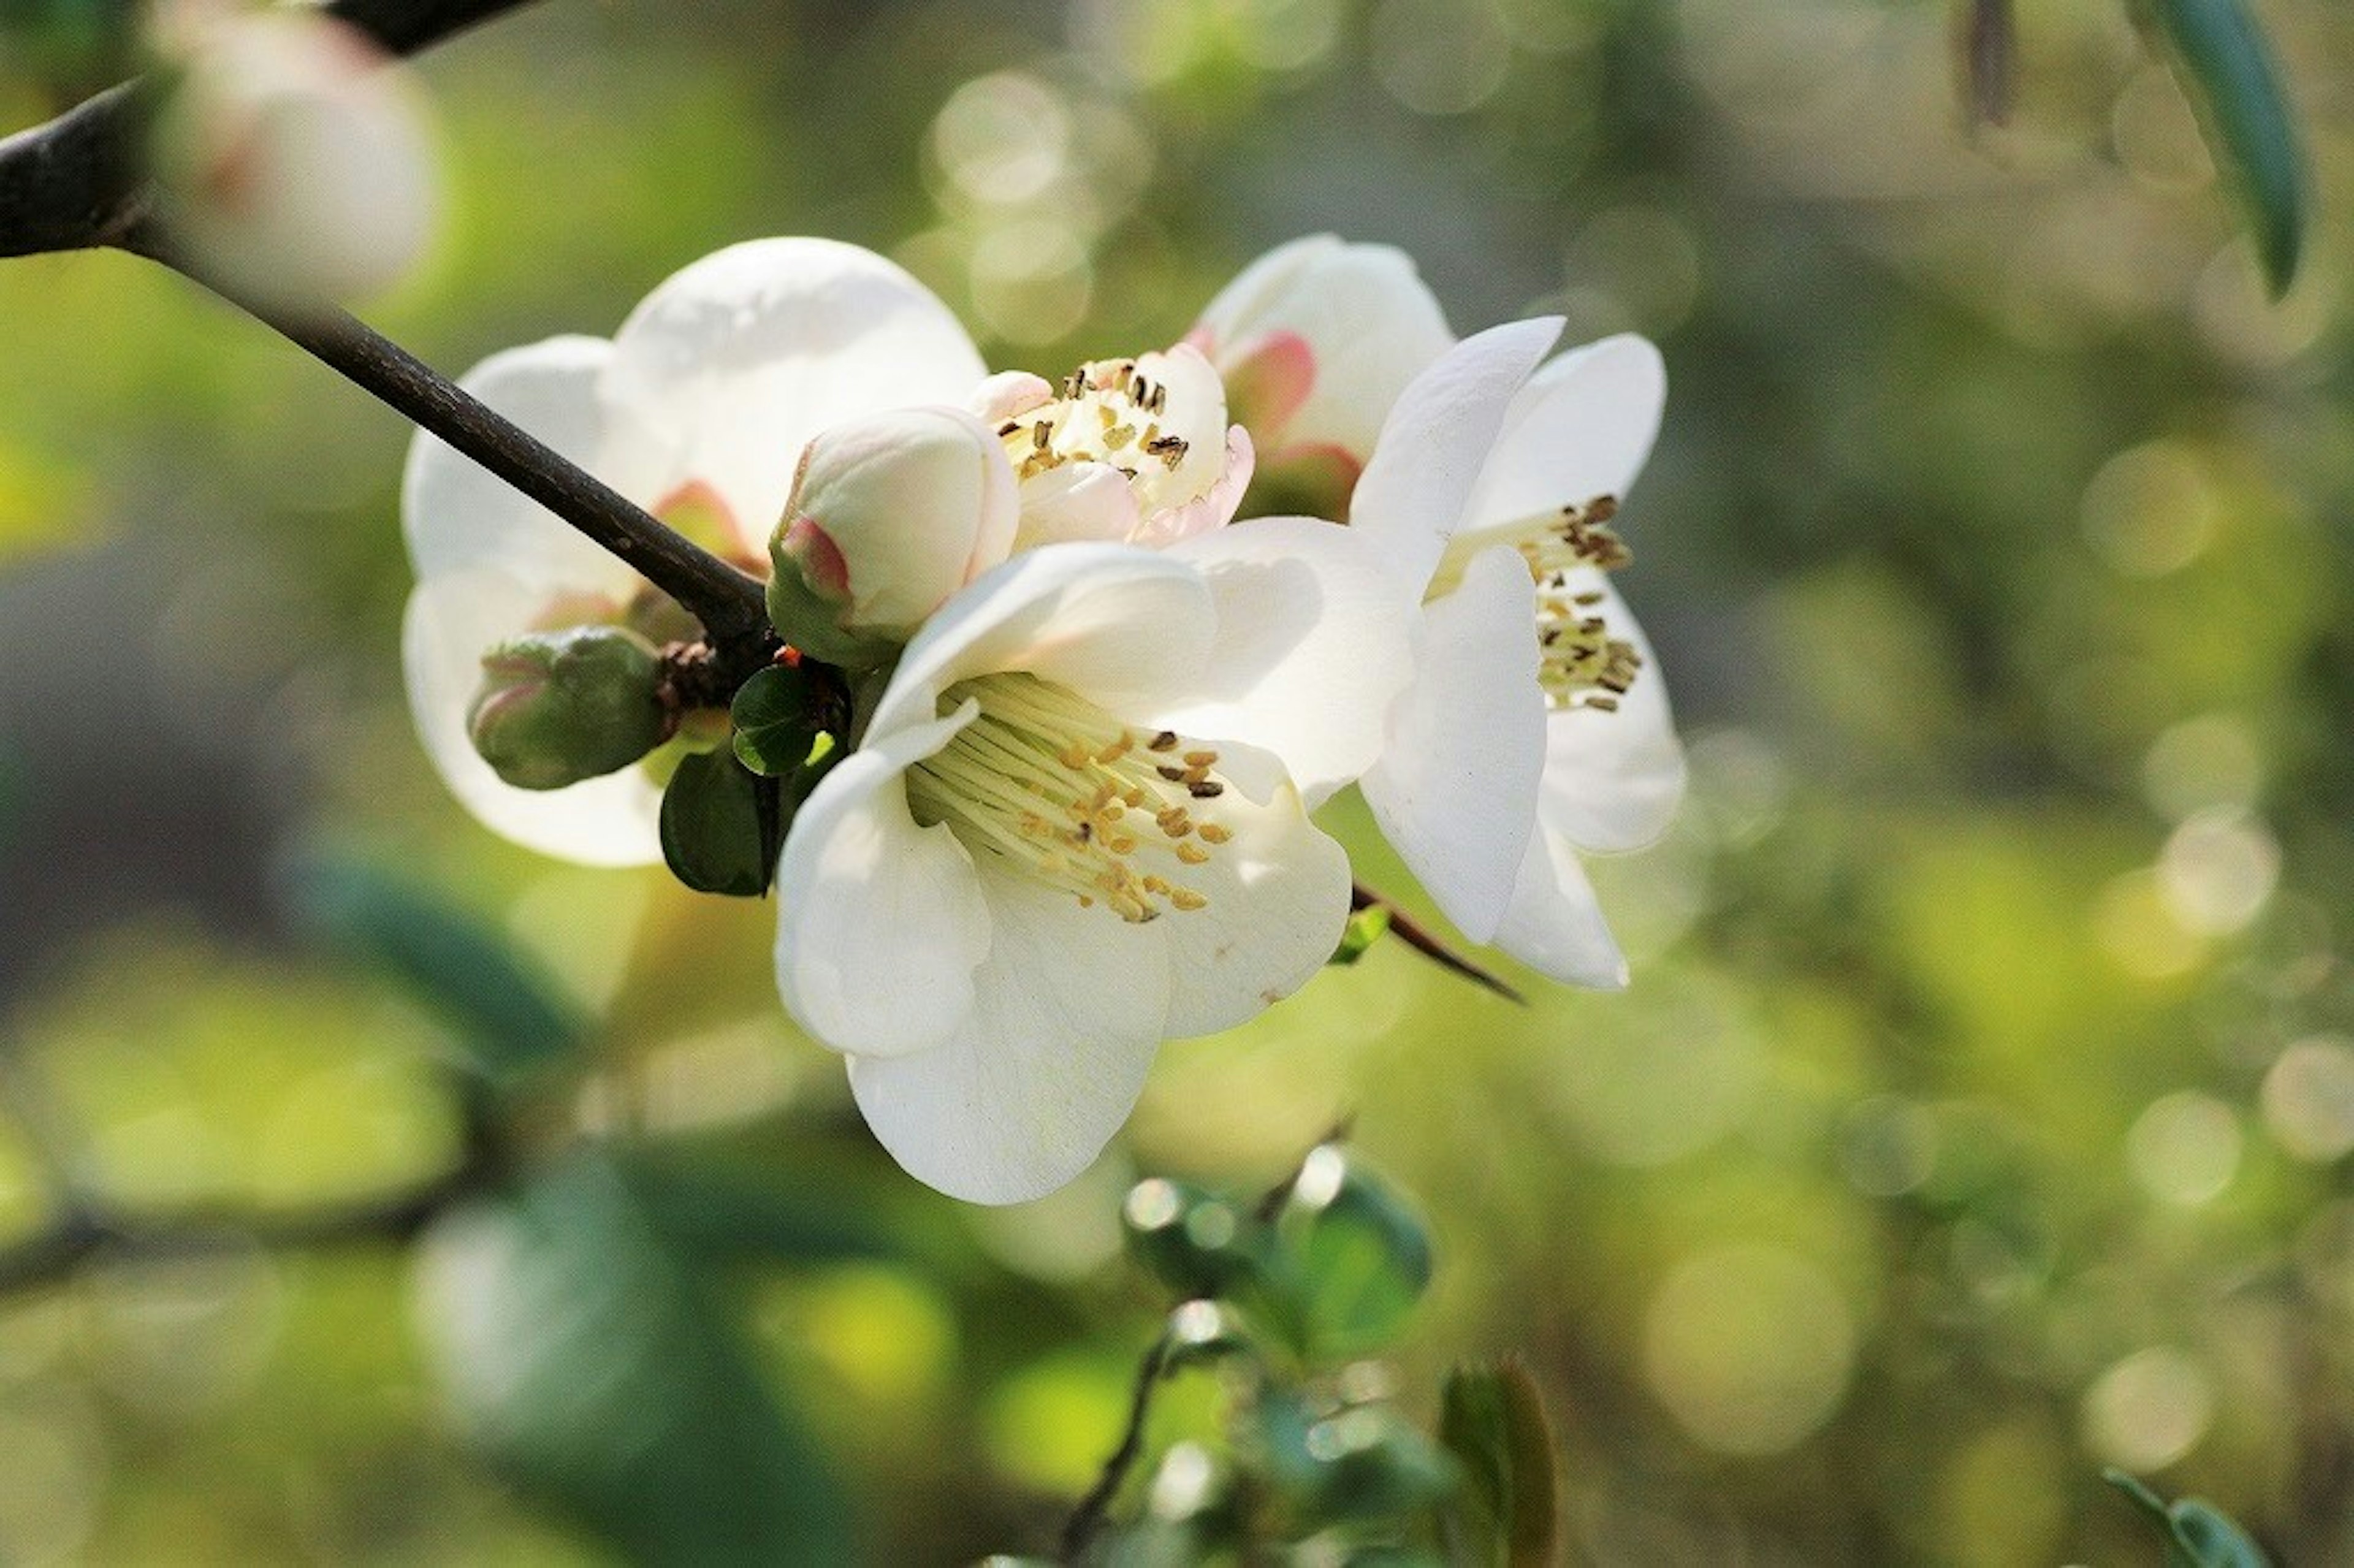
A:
1642;1245;1856;1456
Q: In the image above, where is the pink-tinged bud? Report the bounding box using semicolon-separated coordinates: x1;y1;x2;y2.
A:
148;4;440;310
766;406;1018;667
467;626;667;791
1189;235;1454;474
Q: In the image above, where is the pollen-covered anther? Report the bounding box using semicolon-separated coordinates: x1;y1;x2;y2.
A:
903;672;1232;921
1430;492;1646;714
999;354;1204;497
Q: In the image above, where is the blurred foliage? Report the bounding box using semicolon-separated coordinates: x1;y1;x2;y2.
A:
1;0;2353;1562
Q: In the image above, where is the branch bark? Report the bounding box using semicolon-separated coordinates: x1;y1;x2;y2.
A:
0;0;544;258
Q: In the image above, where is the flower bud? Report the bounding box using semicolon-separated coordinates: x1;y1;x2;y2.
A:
147;4;440;310
467;626;668;791
1189;235;1453;474
766;406;1017;667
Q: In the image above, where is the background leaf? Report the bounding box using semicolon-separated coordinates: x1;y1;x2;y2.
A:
411;1154;856;1564
2144;0;2309;295
1438;1361;1561;1568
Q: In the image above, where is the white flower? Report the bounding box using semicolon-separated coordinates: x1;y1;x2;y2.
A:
978;346;1256;552
402;238;988;864
774;528;1412;1204
1352;319;1685;988
1189;235;1453;489
148;4;440;308
767;405;1019;668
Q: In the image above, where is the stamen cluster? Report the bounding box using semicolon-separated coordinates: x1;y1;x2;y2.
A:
1526;496;1642;714
904;672;1233;923
998;359;1194;491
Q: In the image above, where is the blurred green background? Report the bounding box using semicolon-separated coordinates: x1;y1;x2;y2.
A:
4;0;2354;1560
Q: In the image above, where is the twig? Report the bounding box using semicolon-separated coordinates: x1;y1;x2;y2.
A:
0;0;544;258
0;1160;490;1295
1062;1330;1175;1562
125;224;774;649
1350;882;1526;1005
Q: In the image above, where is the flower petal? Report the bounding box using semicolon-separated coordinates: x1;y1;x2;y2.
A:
1349;318;1561;596
1358;544;1545;943
1156;757;1352;1039
402;335;658;595
606;238;987;544
774;701;995;1059
1535;573;1686;853
1463;333;1666;534
846;869;1173;1205
1156;516;1415;806
1492;825;1628;989
1192;235;1455;462
864;544;1217;742
402;566;662;866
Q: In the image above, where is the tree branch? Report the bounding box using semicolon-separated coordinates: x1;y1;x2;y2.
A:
1062;1329;1175;1562
0;0;544;258
129;225;774;647
1350;882;1526;1005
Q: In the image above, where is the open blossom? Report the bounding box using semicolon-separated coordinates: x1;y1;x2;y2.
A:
1349;318;1684;986
775;531;1411;1203
1188;235;1453;504
402;237;988;863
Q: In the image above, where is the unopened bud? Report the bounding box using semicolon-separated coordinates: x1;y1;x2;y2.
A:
467;626;667;791
766;406;1016;667
148;4;440;310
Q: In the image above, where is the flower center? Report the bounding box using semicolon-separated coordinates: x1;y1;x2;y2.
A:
997;357;1207;517
904;672;1233;923
1434;494;1644;714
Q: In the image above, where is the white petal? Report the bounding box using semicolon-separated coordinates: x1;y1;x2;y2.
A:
1358;545;1545;944
1491;826;1628;989
1535;573;1686;853
1349;318;1561;595
1192;236;1454;462
1463;333;1666;534
1157;764;1352;1039
402;335;658;595
401;568;662;866
1011;462;1143;552
774;702;995;1059
605;238;987;542
1156;517;1415;806
864;544;1216;742
846;869;1172;1205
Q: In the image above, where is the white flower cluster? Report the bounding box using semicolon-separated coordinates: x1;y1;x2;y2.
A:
402;236;1683;1203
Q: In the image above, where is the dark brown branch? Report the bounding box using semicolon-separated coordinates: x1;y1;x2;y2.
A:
128;226;775;649
0;0;544;258
1350;882;1526;1005
1062;1330;1175;1562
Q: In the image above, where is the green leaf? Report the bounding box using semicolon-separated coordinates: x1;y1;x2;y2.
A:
1266;1147;1433;1363
284;854;590;1083
1437;1361;1561;1567
2144;0;2309;297
730;663;839;778
1122;1177;1273;1301
2103;1470;2272;1568
1255;1390;1460;1528
660;747;779;897
411;1155;856;1564
1328;902;1392;967
619;1150;893;1265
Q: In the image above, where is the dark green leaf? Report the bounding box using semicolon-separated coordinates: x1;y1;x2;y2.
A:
1329;903;1392;967
660;748;779;897
2145;0;2309;296
411;1155;856;1564
283;854;589;1082
1267;1147;1433;1363
1255;1390;1460;1528
619;1151;893;1265
1122;1178;1273;1300
1438;1361;1561;1567
2104;1470;2273;1568
730;664;837;778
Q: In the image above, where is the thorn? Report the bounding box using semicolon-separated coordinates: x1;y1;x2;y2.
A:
1349;881;1527;1005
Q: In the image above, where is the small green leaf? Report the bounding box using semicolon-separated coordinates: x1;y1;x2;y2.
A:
1329;902;1392;967
1256;1390;1460;1528
2104;1470;2273;1568
284;854;589;1083
1122;1177;1273;1300
1267;1147;1433;1363
660;748;779;897
2144;0;2309;297
729;663;839;778
1438;1361;1561;1567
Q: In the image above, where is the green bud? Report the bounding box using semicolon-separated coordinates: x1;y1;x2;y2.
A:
467;626;668;791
